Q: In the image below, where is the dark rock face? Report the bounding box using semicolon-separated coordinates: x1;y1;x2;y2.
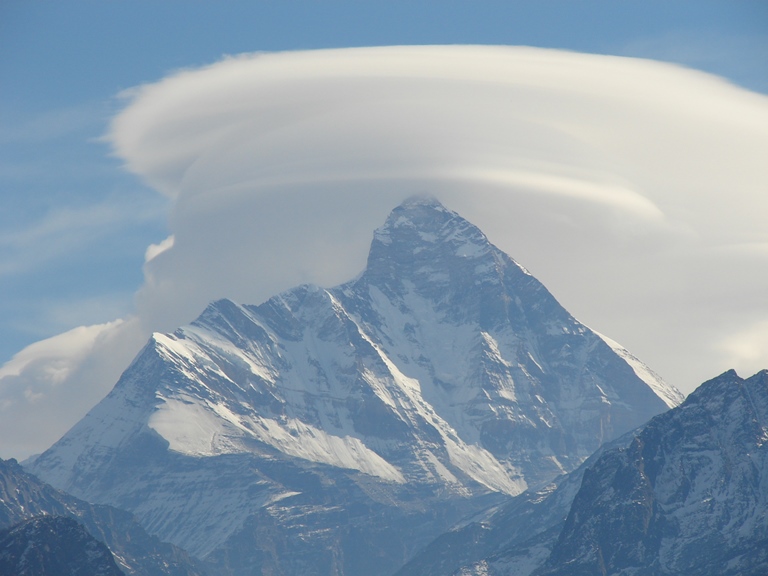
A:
538;369;768;576
0;515;123;576
0;458;204;576
28;198;680;576
402;369;768;576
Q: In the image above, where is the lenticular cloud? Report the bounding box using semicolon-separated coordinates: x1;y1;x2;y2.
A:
2;45;768;459
111;45;768;384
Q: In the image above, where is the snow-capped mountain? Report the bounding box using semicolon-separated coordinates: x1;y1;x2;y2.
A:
403;369;768;576
28;197;681;575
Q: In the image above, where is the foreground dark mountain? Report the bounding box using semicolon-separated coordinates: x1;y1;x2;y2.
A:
28;197;680;576
0;457;204;576
403;369;768;576
0;516;123;576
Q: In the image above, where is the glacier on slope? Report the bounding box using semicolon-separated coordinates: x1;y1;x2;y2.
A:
28;197;682;576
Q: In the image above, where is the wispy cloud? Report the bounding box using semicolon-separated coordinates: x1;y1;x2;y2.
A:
0;196;165;277
144;234;175;263
0;102;111;145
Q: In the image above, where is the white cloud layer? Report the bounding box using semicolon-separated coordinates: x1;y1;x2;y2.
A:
3;46;768;459
0;318;146;459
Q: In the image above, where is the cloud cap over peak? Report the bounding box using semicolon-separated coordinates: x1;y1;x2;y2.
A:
112;45;768;380
3;45;768;459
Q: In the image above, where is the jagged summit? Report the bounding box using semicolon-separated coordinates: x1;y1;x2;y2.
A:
687;368;767;401
372;195;470;247
370;196;494;267
361;197;564;337
367;197;503;294
29;198;682;576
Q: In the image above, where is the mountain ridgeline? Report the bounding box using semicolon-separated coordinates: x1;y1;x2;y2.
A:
28;197;683;576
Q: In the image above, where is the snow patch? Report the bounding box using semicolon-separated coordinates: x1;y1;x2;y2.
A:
596;331;684;408
239;414;406;483
148;394;406;483
148;396;243;457
455;238;487;258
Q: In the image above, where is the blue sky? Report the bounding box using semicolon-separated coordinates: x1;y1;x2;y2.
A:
1;3;768;460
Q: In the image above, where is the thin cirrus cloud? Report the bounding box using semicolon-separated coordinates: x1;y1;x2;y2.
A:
1;45;768;460
0;196;164;280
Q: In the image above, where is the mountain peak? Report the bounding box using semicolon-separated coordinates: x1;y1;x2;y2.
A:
373;195;483;248
29;198;683;576
364;196;504;302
